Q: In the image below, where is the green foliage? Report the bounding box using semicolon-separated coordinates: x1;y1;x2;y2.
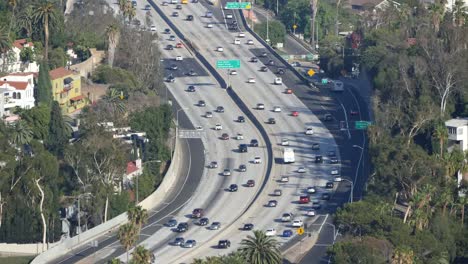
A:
330;237;392;264
73;44;91;62
46;101;70;156
19;46;35;62
136;170;160;200
256;20;286;46
37;60;53;106
48;47;68;69
239;230;282;264
92;64;139;88
109;191;131;219
18;104;50;140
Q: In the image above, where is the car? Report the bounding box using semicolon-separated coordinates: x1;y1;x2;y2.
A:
176;42;183;48
267;200;278;207
292;111;299;117
164;28;171;34
285;88;293;94
176;4;182;9
273;106;281;112
238;32;245;38
280;176;289;182
274;77;282;85
265;228;277;236
268;60;275;66
170;0;177;3
236;133;244;140
307;209;316;217
176;55;183;61
192;0;198;3
239;144;248;152
250;139;259;147
170;64;178;70
315;155;323;163
166;75;175;82
259;52;268;57
184;240;197;248
281;213;294;222
176;222;188;232
260;66;268;72
273;189;282;196
247;77;256;83
329;157;339;164
216;106;225;113
230;70;238;75
312;203;322;210
331;169;339;175
187;70;197;76
218;240;231;249
299;195;310;204
205;111;213;118
247;39;254;45
277;68;285;75
206;23;213;28
162;1;168;5
215;124;222;130
223;169;231;176
334;176;343;182
292;219;304;227
195;126;203;131
226;13;233;19
238;116;245;122
328;150;336;157
205;11;213;18
257;103;265;110
150;25;157;31
166;219;178;227
166;44;174;50
198;217;209;226
253;156;262;164
208;161;218;169
192;208;203;218
187;85;196;92
268;118;276;124
173;237;184;246
228;184;238;192
172;11;179;17
186;15;194;21
281;138;289;146
144;4;151;10
305;127;314;135
198;100;206;107
283;229;293;237
234;39;241;45
246;180;255;187
322;193;331;200
231;20;237;25
297;167;306;173
325;181;334;189
250;57;258;62
312;143;320;150
291;61;301;67
306;187;316;194
243;223;254;230
221;133;229;140
324;114;333;121
169;35;176;41
216;47;224;52
210;222;221;230
350;109;359;116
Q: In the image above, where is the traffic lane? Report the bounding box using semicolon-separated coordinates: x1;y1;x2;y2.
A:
162;57;210;78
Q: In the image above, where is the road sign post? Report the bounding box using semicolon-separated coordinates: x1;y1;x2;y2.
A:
355;121;372;130
225;2;252;9
297;227;304;235
307;69;315;77
216;60;241;69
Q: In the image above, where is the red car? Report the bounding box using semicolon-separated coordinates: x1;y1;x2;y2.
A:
299;195;310;204
246;180;255;187
176;42;183;48
291;111;299;117
285;88;293;94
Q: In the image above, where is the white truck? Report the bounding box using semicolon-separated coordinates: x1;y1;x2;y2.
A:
283;148;295;163
331;80;344;92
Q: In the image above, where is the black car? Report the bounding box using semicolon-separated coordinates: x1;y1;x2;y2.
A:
250;57;258;62
176;222;188;232
176;4;182;9
229;184;238;192
198;217;209;226
325;181;334;189
322;193;331;200
239;164;247;172
166;219;177;227
277;68;285;75
324;114;333;121
166;44;174;50
329;157;339;164
239;144;248;153
217;106;225;113
166;75;175;83
243;223;254;230
250;139;259;147
172;12;179;17
164;28;171;34
198;100;206;107
173;237;185;246
268;60;275;66
315;155;323;163
260;66;268;72
170;64;178;70
187;86;196;92
238;116;245;122
268;118;276;124
231;20;237;25
187;15;194;21
144;4;151;10
218;240;231;249
187;70;197;76
259;52;268;57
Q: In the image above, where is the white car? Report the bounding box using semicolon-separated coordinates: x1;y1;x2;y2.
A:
207;23;213;28
305;127;314;135
234;39;241;45
238;32;245;38
215;124;223;130
223;169;231;176
306;187;316;194
247;77;256;83
334;176;343;182
226;14;233;19
205;112;213;118
230;70;238;75
265;228;277;236
216;47;224;52
281;138;289;146
281;213;294;222
274;77;282;85
175;56;183;61
297;167;306;173
236;133;244;140
253;156;262;164
247;39;254;45
331;169;339;175
150;25;157;31
273;106;281;112
257;103;265;110
292;219;303;227
306;210;316;217
280;176;289;182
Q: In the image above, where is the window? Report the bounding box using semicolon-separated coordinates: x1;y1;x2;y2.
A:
12;92;16;99
17;93;21;99
75;88;78;93
448;127;457;135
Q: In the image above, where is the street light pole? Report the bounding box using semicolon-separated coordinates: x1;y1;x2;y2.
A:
276;0;279;16
266;12;270;43
352;144;364;201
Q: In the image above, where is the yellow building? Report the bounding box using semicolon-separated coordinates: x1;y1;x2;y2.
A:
49;67;87;114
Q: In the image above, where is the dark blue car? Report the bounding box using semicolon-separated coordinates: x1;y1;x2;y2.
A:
283;230;293;237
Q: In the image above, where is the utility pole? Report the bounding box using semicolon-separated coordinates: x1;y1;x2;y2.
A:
310;0;318;49
266;12;270;44
335;0;341;36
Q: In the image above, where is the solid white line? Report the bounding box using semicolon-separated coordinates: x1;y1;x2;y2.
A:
338;101;351;139
220;4;228;29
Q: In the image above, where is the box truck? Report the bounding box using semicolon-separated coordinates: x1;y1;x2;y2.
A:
283;148;295;163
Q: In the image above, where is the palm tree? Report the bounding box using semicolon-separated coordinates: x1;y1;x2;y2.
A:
433;123;448;159
105;24;119;67
16;6;34;38
117;223;138;263
131;245;153;264
239;230;282;264
102;88;126;117
127;206;148;230
10;120;33;146
7;0;18;38
452;0;467;26
459;196;468;225
0;27;12;72
118;0;127;13
33;0;57;61
108;259;122;264
392;246;414;264
428;2;445;32
123;1;136;22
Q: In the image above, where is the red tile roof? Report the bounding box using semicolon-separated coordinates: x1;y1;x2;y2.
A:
70;95;85;101
13;39;34;49
7;72;37;77
0;81;28;90
49;67;74;80
127;161;138;175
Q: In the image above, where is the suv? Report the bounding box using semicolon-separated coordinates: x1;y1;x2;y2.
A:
208;161;218;168
268;118;276;124
176;222;189;232
216;106;225;113
239;164;247;172
218;240;231;249
239;144;248;153
246;180;255;187
198;100;206;107
187;15;194;21
192;208;203;218
228;184;238;192
198;217;209;226
250;139;259;147
238;116;245;122
299;195;310;204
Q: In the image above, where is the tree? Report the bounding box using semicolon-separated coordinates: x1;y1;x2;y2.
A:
108;259;122;264
33;0;58;61
46;101;70;156
36;61;53;106
118;0;127;14
130;245;153;264
102;88;127;119
428;1;445;32
18;104;50;140
16;6;34;38
127;206;148;230
239;230;282;264
459;196;468;226
105;24;119;67
9;120;33;146
452;0;467;26
433;122;448;159
19;47;35;63
310;0;318;48
7;0;18;38
0;27;12;72
256;20;286;46
117;223;138;263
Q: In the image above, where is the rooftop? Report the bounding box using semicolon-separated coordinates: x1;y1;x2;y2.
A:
49;67;75;80
13;39;34;50
446;118;468;127
0;81;28;90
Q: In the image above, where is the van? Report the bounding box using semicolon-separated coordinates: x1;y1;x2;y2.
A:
234;39;241;45
181;0;188;3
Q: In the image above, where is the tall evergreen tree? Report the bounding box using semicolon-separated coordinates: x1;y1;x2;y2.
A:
46;101;69;156
36;61;53;106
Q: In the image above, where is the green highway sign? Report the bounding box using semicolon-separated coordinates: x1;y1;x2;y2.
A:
216;59;241;69
225;2;252;9
355;121;372;130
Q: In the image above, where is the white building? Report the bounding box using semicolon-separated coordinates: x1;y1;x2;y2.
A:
0;72;36;117
445;117;468;152
1;39;39;73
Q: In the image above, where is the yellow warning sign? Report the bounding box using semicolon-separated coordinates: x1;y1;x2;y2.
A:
297;227;304;235
307;69;315;77
293;24;297;29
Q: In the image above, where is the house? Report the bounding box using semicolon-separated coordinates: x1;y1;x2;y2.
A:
445;117;468;152
49;67;87;114
1;39;39;73
0;72;36;117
